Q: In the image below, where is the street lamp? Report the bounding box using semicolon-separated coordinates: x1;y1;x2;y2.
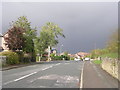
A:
60;44;63;54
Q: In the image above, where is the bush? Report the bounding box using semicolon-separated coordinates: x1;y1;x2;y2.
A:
16;51;24;62
23;53;31;63
0;51;19;65
31;52;36;62
54;56;61;60
70;57;74;60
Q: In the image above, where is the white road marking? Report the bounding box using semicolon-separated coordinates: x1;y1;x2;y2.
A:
41;66;53;71
42;67;49;71
14;72;37;82
3;63;62;85
3;80;14;85
55;63;61;66
80;61;85;88
65;63;70;65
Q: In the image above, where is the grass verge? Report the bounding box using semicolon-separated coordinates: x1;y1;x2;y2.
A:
93;60;102;64
100;53;118;59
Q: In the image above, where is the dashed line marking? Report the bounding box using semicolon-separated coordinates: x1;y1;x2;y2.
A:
3;63;61;85
65;63;70;65
14;72;37;82
3;81;14;85
55;63;61;66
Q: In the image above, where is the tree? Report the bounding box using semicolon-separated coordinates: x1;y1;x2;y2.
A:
34;28;57;61
107;30;119;53
42;22;65;61
34;22;65;61
4;26;25;51
12;16;36;53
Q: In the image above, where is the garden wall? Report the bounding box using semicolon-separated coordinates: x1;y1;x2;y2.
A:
101;57;119;80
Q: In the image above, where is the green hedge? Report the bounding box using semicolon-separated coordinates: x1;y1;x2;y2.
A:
50;54;70;61
16;51;24;62
23;53;31;63
0;51;19;65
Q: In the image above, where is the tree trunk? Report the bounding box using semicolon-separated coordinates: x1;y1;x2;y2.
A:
48;46;51;61
39;54;42;62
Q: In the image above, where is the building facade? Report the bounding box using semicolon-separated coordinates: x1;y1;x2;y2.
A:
0;33;9;51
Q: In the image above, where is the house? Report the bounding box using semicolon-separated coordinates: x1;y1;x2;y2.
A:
75;52;89;59
51;48;57;56
0;33;9;51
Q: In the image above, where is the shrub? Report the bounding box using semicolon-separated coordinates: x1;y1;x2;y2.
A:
36;56;39;62
23;53;31;63
54;56;61;60
0;51;19;65
70;57;74;60
31;52;36;62
50;53;55;60
16;51;24;62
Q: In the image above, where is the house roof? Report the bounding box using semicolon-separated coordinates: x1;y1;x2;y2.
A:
77;52;89;56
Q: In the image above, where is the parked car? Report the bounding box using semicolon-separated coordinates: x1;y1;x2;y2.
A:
84;57;90;61
74;58;80;61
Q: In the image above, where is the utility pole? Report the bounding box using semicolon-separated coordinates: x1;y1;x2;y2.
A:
94;43;96;54
60;44;63;55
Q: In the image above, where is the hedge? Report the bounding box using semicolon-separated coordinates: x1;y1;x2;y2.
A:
0;51;19;65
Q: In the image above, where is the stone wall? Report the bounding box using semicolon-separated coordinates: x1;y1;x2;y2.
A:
101;57;119;80
0;56;6;65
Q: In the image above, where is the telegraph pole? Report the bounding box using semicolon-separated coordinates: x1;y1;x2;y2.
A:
60;44;63;55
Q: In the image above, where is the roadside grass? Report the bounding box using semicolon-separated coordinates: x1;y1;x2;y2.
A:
100;53;118;59
93;60;102;64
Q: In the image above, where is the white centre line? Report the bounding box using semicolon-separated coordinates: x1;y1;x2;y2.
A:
65;63;70;65
14;72;37;82
4;64;61;85
41;65;53;71
55;63;61;66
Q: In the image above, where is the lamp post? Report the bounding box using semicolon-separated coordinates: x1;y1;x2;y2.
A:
60;44;63;55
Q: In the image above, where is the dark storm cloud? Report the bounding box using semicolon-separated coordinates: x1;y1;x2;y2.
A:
2;2;118;53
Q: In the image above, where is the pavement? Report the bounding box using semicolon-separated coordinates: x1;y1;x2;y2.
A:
2;61;83;88
83;61;119;88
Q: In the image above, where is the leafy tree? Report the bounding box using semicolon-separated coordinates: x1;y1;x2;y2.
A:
35;22;65;61
41;22;65;46
90;30;119;59
107;30;119;53
4;26;24;51
41;22;65;60
12;16;36;53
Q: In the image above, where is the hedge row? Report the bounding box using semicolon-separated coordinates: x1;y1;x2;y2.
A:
0;51;35;65
0;51;19;65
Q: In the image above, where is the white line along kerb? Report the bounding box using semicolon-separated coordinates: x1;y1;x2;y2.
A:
80;61;85;88
14;72;37;82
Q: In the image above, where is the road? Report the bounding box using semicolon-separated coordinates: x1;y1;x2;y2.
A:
2;60;119;89
2;61;84;88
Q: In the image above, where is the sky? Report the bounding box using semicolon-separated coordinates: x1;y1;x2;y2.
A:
1;2;118;54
